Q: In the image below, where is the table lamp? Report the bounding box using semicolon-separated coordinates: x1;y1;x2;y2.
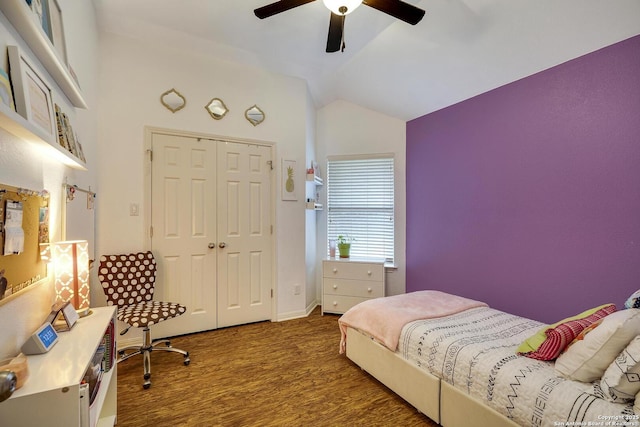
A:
52;240;90;317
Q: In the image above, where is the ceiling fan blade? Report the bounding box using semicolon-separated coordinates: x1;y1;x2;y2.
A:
362;0;425;25
254;0;316;19
326;12;344;53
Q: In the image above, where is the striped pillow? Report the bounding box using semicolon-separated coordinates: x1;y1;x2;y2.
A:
517;303;616;354
523;304;617;361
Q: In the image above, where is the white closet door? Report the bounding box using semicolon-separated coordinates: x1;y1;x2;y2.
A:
217;141;273;328
150;132;274;336
151;132;218;335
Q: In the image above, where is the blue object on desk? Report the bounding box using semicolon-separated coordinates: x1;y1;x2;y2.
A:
21;323;59;355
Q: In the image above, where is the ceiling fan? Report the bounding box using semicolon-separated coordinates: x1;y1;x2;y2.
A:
254;0;426;53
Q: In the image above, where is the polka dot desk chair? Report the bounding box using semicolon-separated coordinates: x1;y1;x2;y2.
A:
99;251;190;389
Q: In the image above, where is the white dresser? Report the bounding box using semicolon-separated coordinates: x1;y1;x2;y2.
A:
322;258;385;314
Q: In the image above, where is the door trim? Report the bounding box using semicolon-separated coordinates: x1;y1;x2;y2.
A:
143;126;278;322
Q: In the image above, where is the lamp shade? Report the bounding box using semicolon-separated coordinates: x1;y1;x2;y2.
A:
52;240;90;313
322;0;362;15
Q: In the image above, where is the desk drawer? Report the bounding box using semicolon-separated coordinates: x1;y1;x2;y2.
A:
323;279;384;298
323;262;384;281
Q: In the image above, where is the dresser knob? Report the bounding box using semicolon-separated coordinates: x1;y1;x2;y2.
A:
367;270;372;275
333;268;337;273
333;301;338;306
333;284;338;290
367;287;372;293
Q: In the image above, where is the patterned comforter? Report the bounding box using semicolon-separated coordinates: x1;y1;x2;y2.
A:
397;307;637;427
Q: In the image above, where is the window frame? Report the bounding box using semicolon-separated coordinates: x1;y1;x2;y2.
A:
326;153;395;263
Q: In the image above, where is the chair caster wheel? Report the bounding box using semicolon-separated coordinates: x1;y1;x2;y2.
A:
184;358;190;366
143;382;151;389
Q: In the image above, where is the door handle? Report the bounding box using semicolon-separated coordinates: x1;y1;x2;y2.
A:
219;242;226;248
208;243;216;249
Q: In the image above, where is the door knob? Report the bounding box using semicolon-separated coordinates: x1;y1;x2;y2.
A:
219;242;226;248
208;243;216;249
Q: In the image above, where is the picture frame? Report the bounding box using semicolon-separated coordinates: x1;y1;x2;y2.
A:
7;45;57;138
46;0;67;65
0;68;15;111
28;0;46;35
282;159;298;201
45;300;78;331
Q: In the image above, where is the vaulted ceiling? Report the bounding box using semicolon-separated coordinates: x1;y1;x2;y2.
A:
93;0;640;121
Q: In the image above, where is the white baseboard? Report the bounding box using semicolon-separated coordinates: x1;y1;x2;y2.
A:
117;301;322;350
276;301;319;322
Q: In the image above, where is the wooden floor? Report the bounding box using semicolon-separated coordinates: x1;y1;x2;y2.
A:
116;306;437;426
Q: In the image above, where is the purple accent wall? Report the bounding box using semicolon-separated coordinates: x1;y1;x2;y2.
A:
406;35;640;323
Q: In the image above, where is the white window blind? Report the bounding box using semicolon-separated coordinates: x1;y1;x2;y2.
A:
327;155;394;263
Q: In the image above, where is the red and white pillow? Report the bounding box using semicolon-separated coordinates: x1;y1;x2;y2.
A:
555;309;640;382
520;304;616;361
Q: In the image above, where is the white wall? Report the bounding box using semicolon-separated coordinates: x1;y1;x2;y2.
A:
304;86;319;312
97;32;310;321
316;100;407;296
0;7;408;358
0;1;99;358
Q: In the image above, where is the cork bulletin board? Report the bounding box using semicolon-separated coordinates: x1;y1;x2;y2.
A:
0;184;49;301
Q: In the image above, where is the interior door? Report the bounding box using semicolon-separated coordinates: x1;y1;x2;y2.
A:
150;132;274;336
217;141;273;327
150;132;218;336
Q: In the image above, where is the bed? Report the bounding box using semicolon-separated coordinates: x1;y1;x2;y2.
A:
339;291;638;427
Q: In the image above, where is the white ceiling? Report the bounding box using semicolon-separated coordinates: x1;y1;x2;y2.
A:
93;0;640;121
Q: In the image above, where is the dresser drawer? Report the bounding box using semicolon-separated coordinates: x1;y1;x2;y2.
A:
323;279;384;298
323;261;384;282
323;295;370;314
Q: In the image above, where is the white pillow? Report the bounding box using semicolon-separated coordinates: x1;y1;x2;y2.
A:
601;335;640;402
555;309;640;382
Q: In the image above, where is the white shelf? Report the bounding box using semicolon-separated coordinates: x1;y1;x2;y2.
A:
306;174;323;185
0;102;86;169
90;368;114;426
0;0;87;108
10;307;114;398
0;307;117;427
306;201;323;211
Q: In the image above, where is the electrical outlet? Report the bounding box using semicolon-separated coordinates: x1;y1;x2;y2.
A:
293;284;301;295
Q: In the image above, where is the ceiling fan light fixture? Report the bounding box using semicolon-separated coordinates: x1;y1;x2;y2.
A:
322;0;362;15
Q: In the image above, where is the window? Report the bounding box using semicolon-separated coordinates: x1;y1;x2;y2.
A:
327;155;394;263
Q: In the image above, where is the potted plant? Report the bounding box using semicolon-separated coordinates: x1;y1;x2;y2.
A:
337;235;353;258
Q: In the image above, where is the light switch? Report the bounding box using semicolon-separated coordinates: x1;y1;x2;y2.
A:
129;203;139;216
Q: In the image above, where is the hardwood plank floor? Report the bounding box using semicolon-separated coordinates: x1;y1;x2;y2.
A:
116;306;437;426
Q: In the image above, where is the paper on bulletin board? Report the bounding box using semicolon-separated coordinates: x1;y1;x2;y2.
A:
3;200;25;255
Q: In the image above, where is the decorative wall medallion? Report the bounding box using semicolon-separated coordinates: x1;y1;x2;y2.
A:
160;88;186;113
205;98;228;120
245;104;265;126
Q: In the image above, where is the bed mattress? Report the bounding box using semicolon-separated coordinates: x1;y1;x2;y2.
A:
397;306;636;426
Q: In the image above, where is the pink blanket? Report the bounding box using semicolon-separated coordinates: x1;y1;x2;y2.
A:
338;290;488;353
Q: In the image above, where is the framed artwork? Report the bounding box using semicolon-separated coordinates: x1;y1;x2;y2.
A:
47;0;67;65
0;68;15;111
7;45;57;138
46;300;78;331
282;159;297;201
